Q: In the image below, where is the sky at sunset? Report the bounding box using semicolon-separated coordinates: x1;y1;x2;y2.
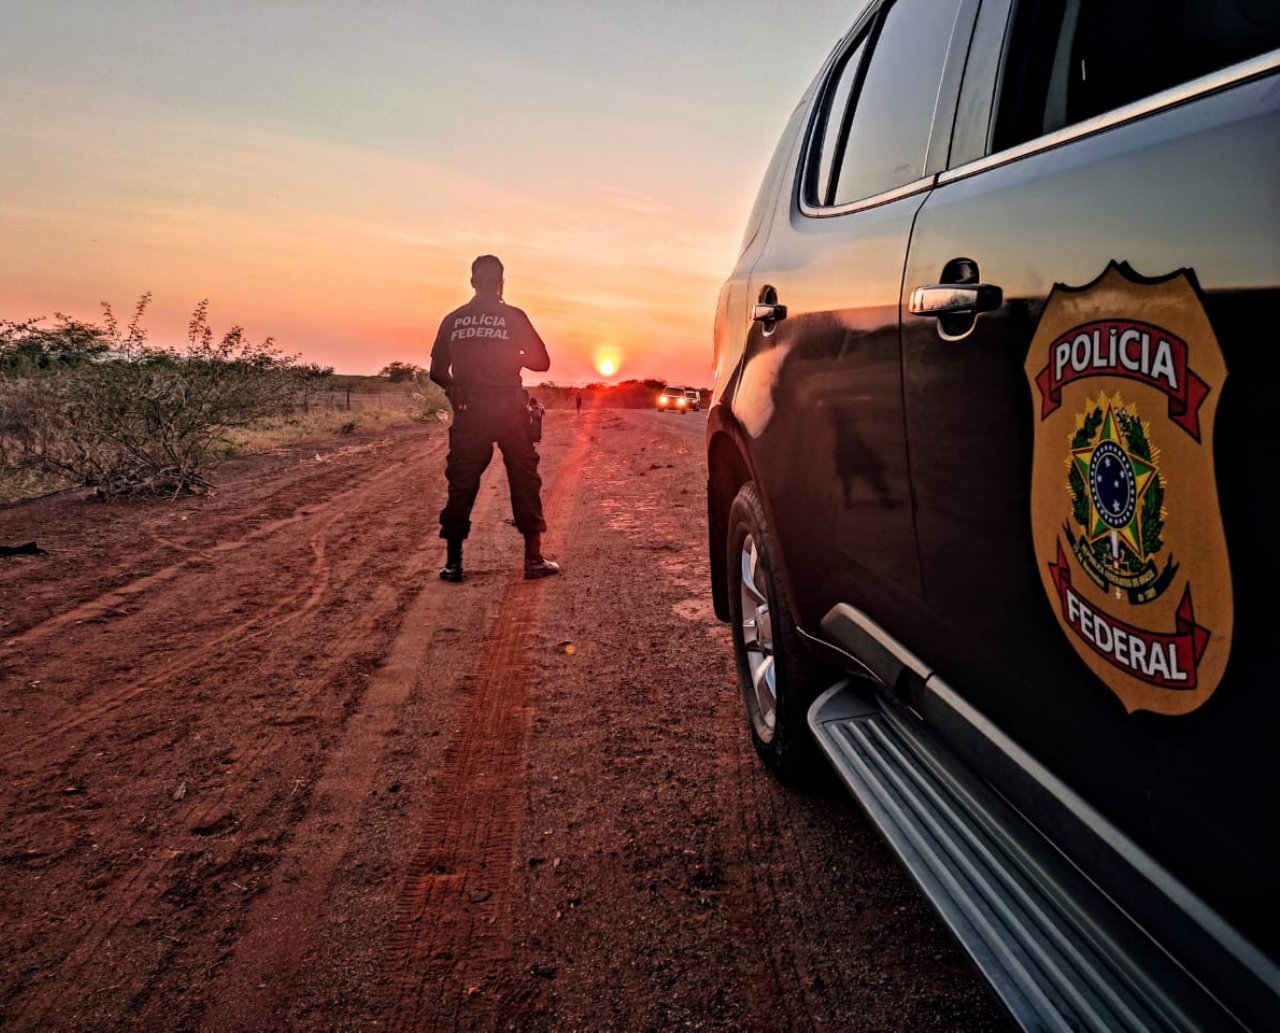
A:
1;1;861;387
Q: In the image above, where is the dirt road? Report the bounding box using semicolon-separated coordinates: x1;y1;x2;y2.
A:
0;408;1000;1031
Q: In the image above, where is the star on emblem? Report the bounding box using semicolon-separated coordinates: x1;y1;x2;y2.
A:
1070;401;1157;561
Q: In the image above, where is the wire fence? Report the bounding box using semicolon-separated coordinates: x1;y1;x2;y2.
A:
301;385;442;415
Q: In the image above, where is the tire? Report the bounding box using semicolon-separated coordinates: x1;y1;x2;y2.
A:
726;482;827;781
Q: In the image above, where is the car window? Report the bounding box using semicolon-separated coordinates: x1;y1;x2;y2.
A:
816;0;964;207
810;35;869;207
994;0;1280;151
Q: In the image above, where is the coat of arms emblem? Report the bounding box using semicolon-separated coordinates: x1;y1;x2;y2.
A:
1025;263;1231;715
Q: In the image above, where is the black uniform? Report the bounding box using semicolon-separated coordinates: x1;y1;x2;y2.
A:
429;296;551;541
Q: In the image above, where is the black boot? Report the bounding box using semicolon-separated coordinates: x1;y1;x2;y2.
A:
440;538;464;582
522;531;561;580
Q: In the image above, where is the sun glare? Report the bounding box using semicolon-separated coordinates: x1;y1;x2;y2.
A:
594;350;620;377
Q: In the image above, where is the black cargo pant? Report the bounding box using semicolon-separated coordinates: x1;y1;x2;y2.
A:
439;397;545;541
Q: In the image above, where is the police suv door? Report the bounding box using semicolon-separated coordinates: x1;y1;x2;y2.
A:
735;0;972;639
899;0;1280;1002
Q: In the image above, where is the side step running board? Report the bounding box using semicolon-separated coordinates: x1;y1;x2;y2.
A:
809;682;1242;1032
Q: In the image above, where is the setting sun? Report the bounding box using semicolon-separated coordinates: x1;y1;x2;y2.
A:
594;350;621;378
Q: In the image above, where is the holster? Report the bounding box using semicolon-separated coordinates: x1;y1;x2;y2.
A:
527;398;545;443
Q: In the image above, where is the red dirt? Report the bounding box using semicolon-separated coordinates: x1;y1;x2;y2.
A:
0;408;1002;1031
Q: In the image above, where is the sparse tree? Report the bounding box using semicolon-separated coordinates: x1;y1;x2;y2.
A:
0;314;112;375
378;361;424;382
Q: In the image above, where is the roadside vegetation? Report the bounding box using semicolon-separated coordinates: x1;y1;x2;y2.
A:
1;292;702;507
0;295;448;505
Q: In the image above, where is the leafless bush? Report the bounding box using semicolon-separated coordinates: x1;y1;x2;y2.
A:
0;375;67;471
1;296;308;498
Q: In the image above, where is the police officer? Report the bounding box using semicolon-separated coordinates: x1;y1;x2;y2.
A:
429;255;560;582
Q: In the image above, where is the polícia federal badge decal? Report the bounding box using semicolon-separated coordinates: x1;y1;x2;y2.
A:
1026;263;1231;715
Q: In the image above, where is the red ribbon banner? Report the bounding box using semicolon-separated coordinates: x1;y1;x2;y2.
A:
1034;320;1210;441
1048;541;1209;689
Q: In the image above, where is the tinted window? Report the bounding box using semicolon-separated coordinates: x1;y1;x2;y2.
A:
995;0;1280;150
831;0;962;205
810;36;868;206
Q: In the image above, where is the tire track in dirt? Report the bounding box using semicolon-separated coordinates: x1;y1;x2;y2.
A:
493;409;747;1031
194;438;527;1031
517;409;836;1032
3;438;444;761
2;436;446;1032
714;735;838;1033
1;437;419;651
380;409;598;1033
8;595;410;1026
612;411;812;1032
171;410;586;1030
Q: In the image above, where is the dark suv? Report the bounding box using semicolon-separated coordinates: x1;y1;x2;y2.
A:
706;2;1279;1029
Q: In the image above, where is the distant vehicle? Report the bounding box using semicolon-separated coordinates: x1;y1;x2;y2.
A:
706;1;1280;1029
657;386;692;413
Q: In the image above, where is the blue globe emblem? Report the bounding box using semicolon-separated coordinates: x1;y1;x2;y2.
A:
1089;441;1136;530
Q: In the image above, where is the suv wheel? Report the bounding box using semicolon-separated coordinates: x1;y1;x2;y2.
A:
726;482;826;781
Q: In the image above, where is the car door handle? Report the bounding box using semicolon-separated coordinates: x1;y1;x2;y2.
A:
752;303;788;322
908;283;1002;316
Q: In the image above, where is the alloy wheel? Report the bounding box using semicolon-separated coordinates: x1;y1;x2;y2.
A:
738;533;776;735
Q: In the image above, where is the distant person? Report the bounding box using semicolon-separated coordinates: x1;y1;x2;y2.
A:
428;255;560;582
575;391;583;415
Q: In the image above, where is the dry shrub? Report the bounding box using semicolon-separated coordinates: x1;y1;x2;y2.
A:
1;297;310;498
1;298;454;502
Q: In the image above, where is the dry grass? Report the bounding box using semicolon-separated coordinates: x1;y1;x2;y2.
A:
0;466;74;507
223;405;426;455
